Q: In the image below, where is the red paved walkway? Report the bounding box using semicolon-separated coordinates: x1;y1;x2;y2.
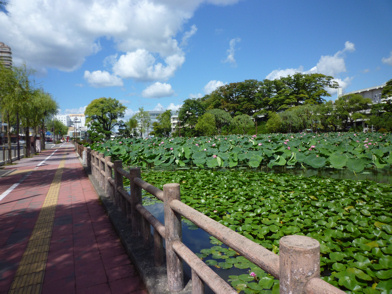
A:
0;143;147;294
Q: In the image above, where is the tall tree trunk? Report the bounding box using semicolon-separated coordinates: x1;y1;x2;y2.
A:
25;127;30;157
41;120;45;151
6;112;12;163
16;111;20;160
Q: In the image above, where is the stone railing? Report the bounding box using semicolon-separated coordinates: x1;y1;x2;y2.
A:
75;142;345;294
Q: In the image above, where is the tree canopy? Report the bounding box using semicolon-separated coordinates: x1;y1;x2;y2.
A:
85;97;125;140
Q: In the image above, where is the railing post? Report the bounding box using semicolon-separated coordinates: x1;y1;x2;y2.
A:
114;160;123;208
91;151;96;178
129;168;142;235
154;229;164;266
279;235;320;294
164;183;184;292
98;153;104;189
104;156;112;199
82;146;87;166
192;269;204;294
87;147;91;173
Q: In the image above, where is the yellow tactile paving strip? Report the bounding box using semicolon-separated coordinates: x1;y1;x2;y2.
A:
8;157;65;294
9;169;34;176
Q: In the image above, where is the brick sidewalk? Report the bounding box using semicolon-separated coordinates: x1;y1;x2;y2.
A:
0;144;148;294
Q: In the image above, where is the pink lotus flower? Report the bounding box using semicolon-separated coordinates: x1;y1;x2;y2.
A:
250;272;256;278
258;143;262;146
170;147;173;150
288;147;291;150
213;155;217;158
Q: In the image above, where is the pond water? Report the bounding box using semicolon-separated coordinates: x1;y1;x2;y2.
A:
145;202;242;293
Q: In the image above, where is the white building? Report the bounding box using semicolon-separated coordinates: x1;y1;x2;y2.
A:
343;84;388;104
55;115;71;127
54;114;87;138
171;112;179;133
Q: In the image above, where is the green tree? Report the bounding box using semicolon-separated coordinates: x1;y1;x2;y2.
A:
265;112;282;133
195;113;217;136
119;117;138;137
206;109;233;134
178;99;206;137
279;110;302;133
0;64;36;158
85;97;126;140
51;119;68;140
313;101;334;131
381;79;392;100
151;110;172;137
333;94;372;130
133;107;151;137
231;114;254;135
269;73;338;111
204;80;264;116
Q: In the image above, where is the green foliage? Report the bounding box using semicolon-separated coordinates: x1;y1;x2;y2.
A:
85;97;126;140
179;99;206;136
151;110;172;137
265;113;282;133
195;112;217;136
381;79;392;99
141;169;392;293
88;132;392;173
232;114;254;134
133;107;151;137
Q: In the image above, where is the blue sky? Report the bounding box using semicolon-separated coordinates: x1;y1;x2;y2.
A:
1;0;391;119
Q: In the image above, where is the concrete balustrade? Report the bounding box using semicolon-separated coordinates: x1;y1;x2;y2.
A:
76;142;346;294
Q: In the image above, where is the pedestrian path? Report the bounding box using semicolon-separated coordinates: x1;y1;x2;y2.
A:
0;143;148;294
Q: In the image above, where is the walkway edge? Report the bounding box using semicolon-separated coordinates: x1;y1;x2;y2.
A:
77;152;192;294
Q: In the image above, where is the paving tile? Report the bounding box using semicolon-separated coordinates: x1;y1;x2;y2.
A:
76;282;111;294
0;145;147;293
109;276;146;294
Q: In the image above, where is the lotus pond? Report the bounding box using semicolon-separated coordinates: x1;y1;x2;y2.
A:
92;132;392;173
87;132;392;293
135;169;391;293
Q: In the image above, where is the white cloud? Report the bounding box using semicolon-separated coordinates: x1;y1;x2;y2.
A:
0;0;239;76
224;37;241;65
119;99;131;105
382;51;392;66
153;103;165;111
204;80;226;94
189;93;203;98
266;42;355;92
266;67;304;80
167;103;182;111
181;25;198;47
113;49;185;81
124;108;136;120
142;82;175;98
343;41;355;53
84;70;123;87
64;106;87;115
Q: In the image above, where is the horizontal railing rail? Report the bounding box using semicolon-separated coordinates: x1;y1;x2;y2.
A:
76;142;345;294
0;145;26;165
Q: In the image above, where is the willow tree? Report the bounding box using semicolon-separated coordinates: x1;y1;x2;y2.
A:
0;64;33;160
